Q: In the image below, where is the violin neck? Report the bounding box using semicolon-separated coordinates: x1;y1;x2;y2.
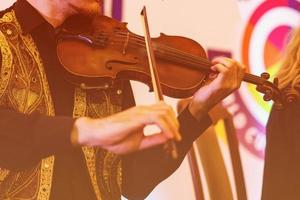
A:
198;60;265;86
153;50;265;86
243;73;264;86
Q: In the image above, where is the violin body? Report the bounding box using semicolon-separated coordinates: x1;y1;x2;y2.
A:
57;15;208;98
57;15;293;108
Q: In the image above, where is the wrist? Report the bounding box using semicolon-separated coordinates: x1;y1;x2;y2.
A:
71;117;92;146
188;100;210;121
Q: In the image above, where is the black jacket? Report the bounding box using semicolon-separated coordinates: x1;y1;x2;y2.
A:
262;100;300;200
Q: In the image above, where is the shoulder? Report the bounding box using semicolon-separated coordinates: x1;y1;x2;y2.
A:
271;100;300;117
267;100;300;132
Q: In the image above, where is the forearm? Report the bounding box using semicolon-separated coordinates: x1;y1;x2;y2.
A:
0;108;75;170
122;107;211;199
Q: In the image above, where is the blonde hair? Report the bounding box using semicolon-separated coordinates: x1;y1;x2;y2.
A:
277;28;300;92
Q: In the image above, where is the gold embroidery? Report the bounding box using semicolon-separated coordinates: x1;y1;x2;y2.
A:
73;88;102;200
83;147;102;200
74;88;123;200
12;10;55;200
0;9;123;200
38;158;55;200
20;24;55;115
0;169;9;182
117;161;122;189
0;31;12;98
93;90;122;200
73;87;87;118
0;11;55;200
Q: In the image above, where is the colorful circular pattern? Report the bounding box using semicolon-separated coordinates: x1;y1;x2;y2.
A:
238;0;300;158
264;26;290;70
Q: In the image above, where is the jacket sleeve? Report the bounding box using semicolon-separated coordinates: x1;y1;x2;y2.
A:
0;108;75;170
122;106;212;199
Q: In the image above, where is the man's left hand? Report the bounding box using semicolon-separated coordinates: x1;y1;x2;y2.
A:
188;57;245;120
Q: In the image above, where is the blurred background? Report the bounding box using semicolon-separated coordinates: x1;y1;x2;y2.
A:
2;0;299;199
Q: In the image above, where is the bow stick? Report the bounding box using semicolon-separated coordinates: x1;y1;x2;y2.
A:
140;6;178;159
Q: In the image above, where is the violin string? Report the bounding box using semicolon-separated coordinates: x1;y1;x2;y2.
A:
97;33;261;83
115;32;213;66
110;38;212;72
112;37;263;84
110;35;261;83
94;32;263;83
114;33;263;83
97;31;212;68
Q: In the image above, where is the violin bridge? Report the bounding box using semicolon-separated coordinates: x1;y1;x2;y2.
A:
122;31;130;54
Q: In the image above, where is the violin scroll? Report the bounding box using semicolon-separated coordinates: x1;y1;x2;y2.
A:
255;72;298;109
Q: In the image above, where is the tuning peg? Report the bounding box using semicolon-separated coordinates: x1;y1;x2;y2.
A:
260;72;270;80
273;77;279;87
256;85;262;92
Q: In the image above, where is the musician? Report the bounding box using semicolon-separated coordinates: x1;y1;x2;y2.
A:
0;0;245;199
262;28;300;200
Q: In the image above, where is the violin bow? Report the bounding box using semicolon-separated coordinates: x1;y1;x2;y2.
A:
140;7;178;159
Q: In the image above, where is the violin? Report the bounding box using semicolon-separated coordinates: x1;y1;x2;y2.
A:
56;15;293;109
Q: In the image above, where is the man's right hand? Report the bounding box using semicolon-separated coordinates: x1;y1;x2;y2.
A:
71;102;181;155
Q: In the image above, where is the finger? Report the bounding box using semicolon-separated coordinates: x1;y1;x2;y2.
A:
164;105;180;131
139;134;170;150
211;63;228;73
152;105;181;141
220;58;246;81
138;110;173;139
130;107;169;136
212;57;239;75
103;131;143;154
238;63;246;79
212;58;244;86
211;56;230;65
108;132;173;154
209;71;218;79
136;104;181;141
105;131;171;154
156;102;180;127
152;115;181;141
212;57;235;67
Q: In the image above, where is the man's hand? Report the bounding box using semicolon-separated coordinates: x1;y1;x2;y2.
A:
188;57;246;120
71;102;181;155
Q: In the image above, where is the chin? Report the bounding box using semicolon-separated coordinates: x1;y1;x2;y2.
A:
72;2;102;17
83;3;101;16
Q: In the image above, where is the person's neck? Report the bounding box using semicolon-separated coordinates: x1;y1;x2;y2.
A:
26;0;73;28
